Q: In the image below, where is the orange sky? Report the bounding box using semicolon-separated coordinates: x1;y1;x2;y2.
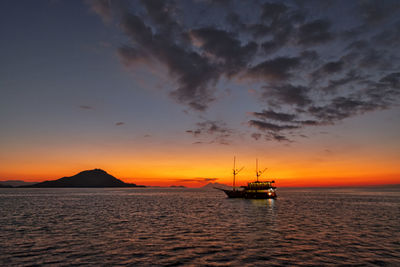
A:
1;142;399;187
1;104;399;188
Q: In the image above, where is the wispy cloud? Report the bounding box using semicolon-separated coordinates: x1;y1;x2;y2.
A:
177;177;218;183
186;120;233;145
79;105;94;110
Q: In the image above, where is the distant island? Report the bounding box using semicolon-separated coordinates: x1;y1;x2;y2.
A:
0;180;37;187
202;182;230;189
18;169;145;188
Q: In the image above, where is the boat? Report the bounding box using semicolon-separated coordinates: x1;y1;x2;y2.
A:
216;157;277;199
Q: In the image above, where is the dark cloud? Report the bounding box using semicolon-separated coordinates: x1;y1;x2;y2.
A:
178;177;218;183
250;127;293;142
346;40;369;50
189;27;257;75
249;73;400;141
312;60;344;81
261;84;311;107
372;20;400;47
248;107;321;142
119;11;220;111
308;96;379;124
261;2;288;21
247;56;301;82
251;133;261;140
185;129;201;136
193;120;231;135
140;0;178;34
249;120;299;132
225;12;243;28
186;120;233;145
322;70;362;92
87;0;400;143
300;50;319;61
115;122;125;126
252;109;296;122
260;40;280;54
247;23;271;38
249;108;319;142
298;19;333;45
321;60;344;73
121;13;154;44
358;49;390;69
358;0;400;25
192;141;204;145
267;132;292;142
380;72;400;88
79;105;93;110
207;0;232;6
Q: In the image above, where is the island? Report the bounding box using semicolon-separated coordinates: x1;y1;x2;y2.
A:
0;180;37;187
23;169;145;188
202;182;230;189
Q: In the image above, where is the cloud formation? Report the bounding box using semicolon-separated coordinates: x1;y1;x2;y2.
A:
79;105;94;110
186;120;233;145
178;177;218;183
87;0;400;142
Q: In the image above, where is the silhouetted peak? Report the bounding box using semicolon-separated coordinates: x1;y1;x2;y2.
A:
28;168;144;187
78;169;109;176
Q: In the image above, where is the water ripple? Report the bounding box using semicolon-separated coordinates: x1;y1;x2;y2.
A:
1;187;399;266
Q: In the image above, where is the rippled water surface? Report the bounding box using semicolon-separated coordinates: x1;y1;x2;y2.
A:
1;187;399;266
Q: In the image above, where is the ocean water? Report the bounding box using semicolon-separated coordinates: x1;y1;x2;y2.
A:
0;187;399;266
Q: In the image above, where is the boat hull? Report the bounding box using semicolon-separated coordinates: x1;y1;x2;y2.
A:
221;189;244;198
219;189;277;199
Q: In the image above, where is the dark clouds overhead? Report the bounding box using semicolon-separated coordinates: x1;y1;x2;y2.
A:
247;56;301;81
188;27;257;76
297;19;333;45
87;0;400;142
261;84;311;107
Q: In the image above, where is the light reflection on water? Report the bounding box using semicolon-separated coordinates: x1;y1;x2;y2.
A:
0;187;399;266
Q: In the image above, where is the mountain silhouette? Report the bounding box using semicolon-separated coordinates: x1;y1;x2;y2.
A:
28;169;144;188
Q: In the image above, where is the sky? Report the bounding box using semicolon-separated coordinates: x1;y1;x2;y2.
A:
1;0;400;187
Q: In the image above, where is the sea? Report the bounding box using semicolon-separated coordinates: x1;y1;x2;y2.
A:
1;187;399;266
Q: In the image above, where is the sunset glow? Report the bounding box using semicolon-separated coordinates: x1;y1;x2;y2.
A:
1;0;399;187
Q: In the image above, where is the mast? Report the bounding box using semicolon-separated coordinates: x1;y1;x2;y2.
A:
232;156;243;191
233;156;236;189
256;158;259;181
256;158;267;182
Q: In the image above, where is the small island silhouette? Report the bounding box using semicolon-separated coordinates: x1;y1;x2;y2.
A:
22;169;145;188
202;182;229;189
